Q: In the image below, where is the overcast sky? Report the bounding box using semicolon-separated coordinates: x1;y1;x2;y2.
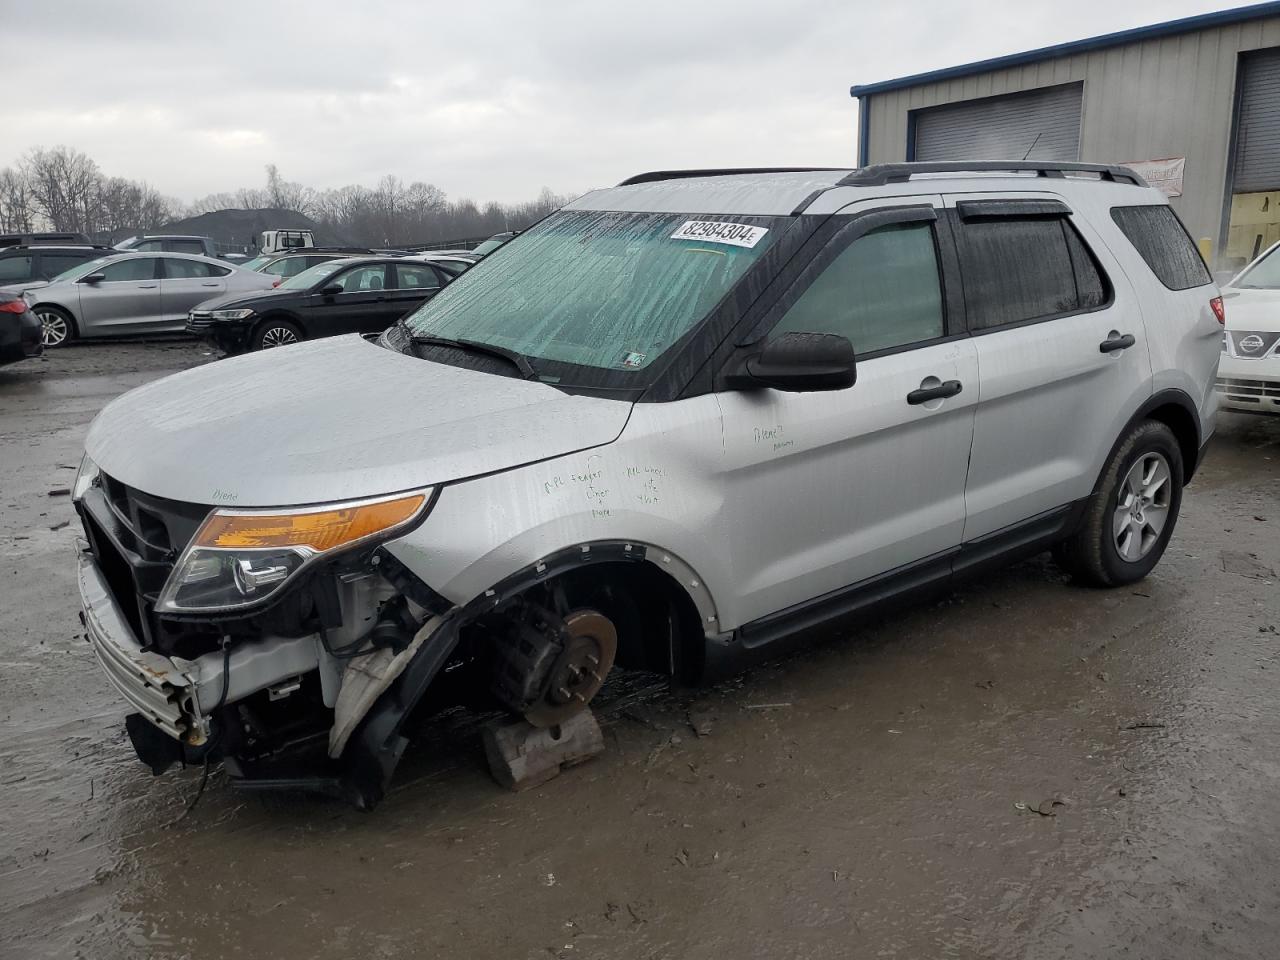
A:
0;0;1248;205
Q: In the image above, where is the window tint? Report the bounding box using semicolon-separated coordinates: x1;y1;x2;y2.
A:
1063;223;1107;309
395;263;442;290
133;239;164;252
0;255;33;282
332;264;388;292
165;239;206;254
163;258;226;279
100;258;158;282
1110;205;1210;291
958;217;1095;329
772;222;944;354
39;252;95;279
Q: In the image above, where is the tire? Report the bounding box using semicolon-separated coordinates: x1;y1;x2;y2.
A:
1056;420;1183;587
34;305;76;348
250;317;304;351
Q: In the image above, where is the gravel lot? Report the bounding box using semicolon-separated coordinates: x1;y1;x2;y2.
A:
2;340;1279;960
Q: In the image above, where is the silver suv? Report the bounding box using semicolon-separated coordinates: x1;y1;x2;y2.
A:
73;162;1222;808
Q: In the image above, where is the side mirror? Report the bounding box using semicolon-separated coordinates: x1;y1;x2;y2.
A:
723;332;857;392
79;273;105;284
319;283;343;296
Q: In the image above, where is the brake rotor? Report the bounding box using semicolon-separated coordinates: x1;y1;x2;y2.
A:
523;609;617;728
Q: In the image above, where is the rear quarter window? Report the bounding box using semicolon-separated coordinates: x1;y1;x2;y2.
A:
1110;205;1211;291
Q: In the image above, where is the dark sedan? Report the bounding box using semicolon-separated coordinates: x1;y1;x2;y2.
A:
187;256;453;353
0;291;43;365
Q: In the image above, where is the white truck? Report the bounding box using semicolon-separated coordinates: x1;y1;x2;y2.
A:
260;229;315;256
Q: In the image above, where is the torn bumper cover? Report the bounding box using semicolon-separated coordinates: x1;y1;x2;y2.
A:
79;548;461;806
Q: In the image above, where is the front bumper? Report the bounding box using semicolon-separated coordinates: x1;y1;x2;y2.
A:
185;312;254;354
1216;353;1280;414
79;545;322;749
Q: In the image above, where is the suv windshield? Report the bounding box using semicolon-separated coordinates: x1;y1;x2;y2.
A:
403;210;780;379
277;258;353;290
1235;243;1280;288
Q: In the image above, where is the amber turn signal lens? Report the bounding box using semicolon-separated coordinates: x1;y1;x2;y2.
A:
195;493;426;553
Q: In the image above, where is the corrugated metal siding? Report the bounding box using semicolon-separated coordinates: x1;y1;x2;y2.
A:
1233;48;1280;192
913;83;1082;161
859;16;1280;246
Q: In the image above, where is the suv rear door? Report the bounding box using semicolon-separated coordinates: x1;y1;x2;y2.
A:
947;193;1152;542
717;196;979;626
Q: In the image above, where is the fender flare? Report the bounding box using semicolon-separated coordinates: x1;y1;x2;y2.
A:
339;540;720;808
1092;388;1204;496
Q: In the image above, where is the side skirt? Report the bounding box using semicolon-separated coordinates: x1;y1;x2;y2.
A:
705;500;1087;678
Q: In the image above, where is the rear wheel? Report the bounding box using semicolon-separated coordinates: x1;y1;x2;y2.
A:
35;306;76;347
251;318;303;351
1056;420;1183;586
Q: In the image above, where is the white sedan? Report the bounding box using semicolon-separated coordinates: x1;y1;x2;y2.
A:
1217;241;1280;415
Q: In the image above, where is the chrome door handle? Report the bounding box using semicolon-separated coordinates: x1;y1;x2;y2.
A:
907;379;963;405
1099;333;1136;353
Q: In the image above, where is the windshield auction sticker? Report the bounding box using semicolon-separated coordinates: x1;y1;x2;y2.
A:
670;220;769;248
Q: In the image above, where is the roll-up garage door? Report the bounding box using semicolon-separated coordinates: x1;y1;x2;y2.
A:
1232;49;1280;193
913;82;1083;162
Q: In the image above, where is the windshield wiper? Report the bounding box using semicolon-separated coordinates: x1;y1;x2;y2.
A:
410;332;539;380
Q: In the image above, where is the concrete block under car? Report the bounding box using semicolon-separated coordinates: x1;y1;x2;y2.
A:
481;710;605;791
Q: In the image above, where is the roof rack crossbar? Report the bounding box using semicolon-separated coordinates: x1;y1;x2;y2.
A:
839;161;1147;187
618;167;846;186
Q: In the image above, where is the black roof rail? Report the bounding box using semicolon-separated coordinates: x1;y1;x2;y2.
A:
839;161;1147;187
619;167;846;186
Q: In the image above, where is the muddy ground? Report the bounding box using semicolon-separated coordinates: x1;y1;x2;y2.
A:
1;341;1279;960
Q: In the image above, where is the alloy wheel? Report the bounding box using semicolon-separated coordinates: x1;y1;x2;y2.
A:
260;326;298;348
37;310;69;347
1113;452;1172;562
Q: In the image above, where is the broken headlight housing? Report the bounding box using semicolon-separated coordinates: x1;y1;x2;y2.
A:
72;453;100;503
156;490;432;614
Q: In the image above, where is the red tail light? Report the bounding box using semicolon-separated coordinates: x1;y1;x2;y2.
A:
0;299;27;314
1210;296;1225;325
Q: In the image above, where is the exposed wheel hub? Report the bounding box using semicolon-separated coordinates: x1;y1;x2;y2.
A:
524;610;617;728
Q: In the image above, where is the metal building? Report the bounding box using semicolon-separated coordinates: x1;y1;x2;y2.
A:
851;2;1280;268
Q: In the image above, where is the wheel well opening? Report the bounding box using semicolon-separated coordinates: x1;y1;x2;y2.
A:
521;561;705;683
1145;402;1200;482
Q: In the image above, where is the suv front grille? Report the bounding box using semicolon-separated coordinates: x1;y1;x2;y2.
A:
1224;330;1280;359
78;474;210;649
187;310;214;330
1216;377;1280;401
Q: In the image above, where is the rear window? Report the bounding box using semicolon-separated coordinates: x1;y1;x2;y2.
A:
1110;205;1210;291
957;216;1109;330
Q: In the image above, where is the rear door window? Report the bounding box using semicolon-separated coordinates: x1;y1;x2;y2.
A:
164;239;207;255
1110;205;1211;291
771;221;945;355
957;216;1109;330
0;255;33;282
163;258;229;279
39;251;96;279
394;263;443;290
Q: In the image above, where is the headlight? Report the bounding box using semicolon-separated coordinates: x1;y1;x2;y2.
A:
72;454;100;502
209;309;255;321
156;490;431;614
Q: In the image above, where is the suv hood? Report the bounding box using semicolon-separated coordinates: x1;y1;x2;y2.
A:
85;335;634;506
